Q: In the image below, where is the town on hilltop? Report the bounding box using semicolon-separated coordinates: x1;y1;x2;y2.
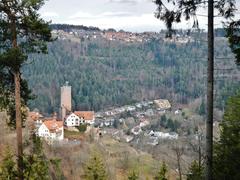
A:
50;24;195;44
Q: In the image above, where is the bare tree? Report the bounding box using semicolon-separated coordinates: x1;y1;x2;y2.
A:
173;145;184;180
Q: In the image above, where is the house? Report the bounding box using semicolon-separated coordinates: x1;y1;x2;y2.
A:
154;99;171;110
74;111;95;125
104;118;114;127
149;130;178;140
64;113;82;127
145;109;154;116
135;103;142;109
37;119;64;141
147;136;159;146
28;111;44;129
28;111;43;121
174;109;181;115
125;106;136;112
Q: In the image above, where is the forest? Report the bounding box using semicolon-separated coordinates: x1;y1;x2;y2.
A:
22;27;240;114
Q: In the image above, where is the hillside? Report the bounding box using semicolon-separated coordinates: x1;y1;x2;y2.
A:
22;26;240;114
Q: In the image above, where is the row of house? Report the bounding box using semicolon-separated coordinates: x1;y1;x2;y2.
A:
29;111;95;143
98;99;171;118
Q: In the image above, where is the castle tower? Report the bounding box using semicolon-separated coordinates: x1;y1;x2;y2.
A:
60;81;72;120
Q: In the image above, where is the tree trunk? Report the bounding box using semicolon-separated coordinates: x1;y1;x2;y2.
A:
173;146;183;180
14;70;23;180
206;0;214;179
177;154;182;180
11;16;23;180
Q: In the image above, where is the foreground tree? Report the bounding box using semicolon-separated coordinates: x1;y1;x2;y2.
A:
226;20;240;65
0;68;32;128
84;153;108;180
186;160;204;180
154;161;168;180
153;1;236;179
22;135;50;180
0;147;18;179
0;0;52;178
213;91;240;179
0;136;53;179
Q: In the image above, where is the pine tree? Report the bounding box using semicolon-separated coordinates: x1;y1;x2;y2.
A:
198;99;206;116
0;136;53;179
23;154;50;180
23;135;50;180
226;20;240;65
186;160;203;180
0;147;18;179
84;153;108;180
154;161;168;180
213;91;240;179
0;1;52;178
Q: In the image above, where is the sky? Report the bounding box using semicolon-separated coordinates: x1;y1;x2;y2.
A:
39;0;240;32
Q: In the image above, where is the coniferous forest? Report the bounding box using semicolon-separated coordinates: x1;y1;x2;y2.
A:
23;28;240;114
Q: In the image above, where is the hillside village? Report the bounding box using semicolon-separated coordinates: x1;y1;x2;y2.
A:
51;25;194;44
28;82;206;149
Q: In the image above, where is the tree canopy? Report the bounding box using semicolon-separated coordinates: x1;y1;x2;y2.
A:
153;0;236;36
0;0;52;127
213;91;240;179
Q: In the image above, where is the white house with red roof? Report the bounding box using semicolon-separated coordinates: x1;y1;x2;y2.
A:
74;111;95;125
64;111;95;127
64;113;83;127
37;119;64;141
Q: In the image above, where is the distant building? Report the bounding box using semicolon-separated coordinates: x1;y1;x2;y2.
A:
64;111;95;127
28;111;44;129
74;111;95;125
64;113;82;127
149;130;178;140
37;119;64;142
60;82;72;120
28;111;43;121
154;99;171;110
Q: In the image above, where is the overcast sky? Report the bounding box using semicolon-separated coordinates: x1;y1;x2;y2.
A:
39;0;240;32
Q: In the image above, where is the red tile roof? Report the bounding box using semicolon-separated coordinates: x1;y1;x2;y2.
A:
43;120;63;133
28;112;43;121
74;111;94;121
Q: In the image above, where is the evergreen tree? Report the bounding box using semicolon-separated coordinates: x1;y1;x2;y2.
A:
0;136;54;179
0;147;18;179
198;99;206;116
154;161;168;180
84;153;108;180
23;135;50;180
186;160;203;180
128;171;139;180
23;154;50;180
0;1;52;177
226;19;240;65
213;91;240;179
